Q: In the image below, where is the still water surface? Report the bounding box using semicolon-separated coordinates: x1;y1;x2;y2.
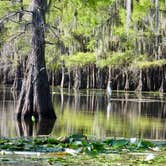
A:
0;86;166;140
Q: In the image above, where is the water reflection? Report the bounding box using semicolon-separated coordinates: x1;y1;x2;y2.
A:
16;119;33;136
0;86;166;140
36;118;55;135
16;118;55;137
106;102;112;120
53;89;166;140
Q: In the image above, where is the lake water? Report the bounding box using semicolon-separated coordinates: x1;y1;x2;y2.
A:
0;86;166;140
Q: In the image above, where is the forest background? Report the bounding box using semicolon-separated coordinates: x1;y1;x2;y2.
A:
0;0;166;92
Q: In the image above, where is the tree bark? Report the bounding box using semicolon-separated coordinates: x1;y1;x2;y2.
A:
92;65;95;88
68;67;71;90
159;67;164;93
12;62;22;93
74;66;81;90
16;0;56;120
126;0;132;34
86;66;90;89
124;70;129;90
108;67;112;83
60;61;65;88
136;69;143;91
155;0;159;59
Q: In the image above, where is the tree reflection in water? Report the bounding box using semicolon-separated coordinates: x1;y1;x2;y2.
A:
16;119;33;137
52;89;166;140
106;102;112;120
0;86;166;140
16;118;55;137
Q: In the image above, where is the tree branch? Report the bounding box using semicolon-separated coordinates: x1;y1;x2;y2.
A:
160;9;166;13
46;0;52;12
45;41;55;45
8;31;25;42
0;10;32;24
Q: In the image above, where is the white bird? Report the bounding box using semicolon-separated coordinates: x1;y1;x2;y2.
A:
107;81;112;97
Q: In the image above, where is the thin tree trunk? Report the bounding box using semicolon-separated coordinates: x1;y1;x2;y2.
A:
146;69;151;90
12;62;22;93
155;0;159;59
12;0;23;94
60;61;65;88
68;68;71;90
107;67;112;99
74;66;81;90
52;70;55;87
87;66;90;89
126;0;132;34
92;65;95;88
159;67;164;92
136;69;143;91
60;88;64;112
16;0;56;120
124;70;129;90
97;68;100;88
108;67;111;82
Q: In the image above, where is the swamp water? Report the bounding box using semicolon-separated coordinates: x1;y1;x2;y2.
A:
0;86;166;140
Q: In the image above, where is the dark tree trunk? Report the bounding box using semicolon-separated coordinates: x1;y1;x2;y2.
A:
16;0;56;120
124;70;129;90
87;66;90;89
74;66;81;90
97;68;103;88
146;69;151;90
159;67;164;93
92;65;95;88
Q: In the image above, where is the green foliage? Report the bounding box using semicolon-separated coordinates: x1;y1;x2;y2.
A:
135;59;166;69
15;36;31;56
62;52;96;67
0;0;165;90
97;51;134;68
45;45;61;71
0;1;21;16
87;39;96;51
133;0;152;23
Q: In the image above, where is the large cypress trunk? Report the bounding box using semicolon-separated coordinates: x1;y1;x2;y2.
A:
16;0;56;120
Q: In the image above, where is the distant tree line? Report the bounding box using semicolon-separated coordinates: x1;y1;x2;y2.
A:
0;0;166;92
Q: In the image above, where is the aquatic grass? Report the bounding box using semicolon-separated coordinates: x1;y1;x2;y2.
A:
0;134;163;154
0;134;166;165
